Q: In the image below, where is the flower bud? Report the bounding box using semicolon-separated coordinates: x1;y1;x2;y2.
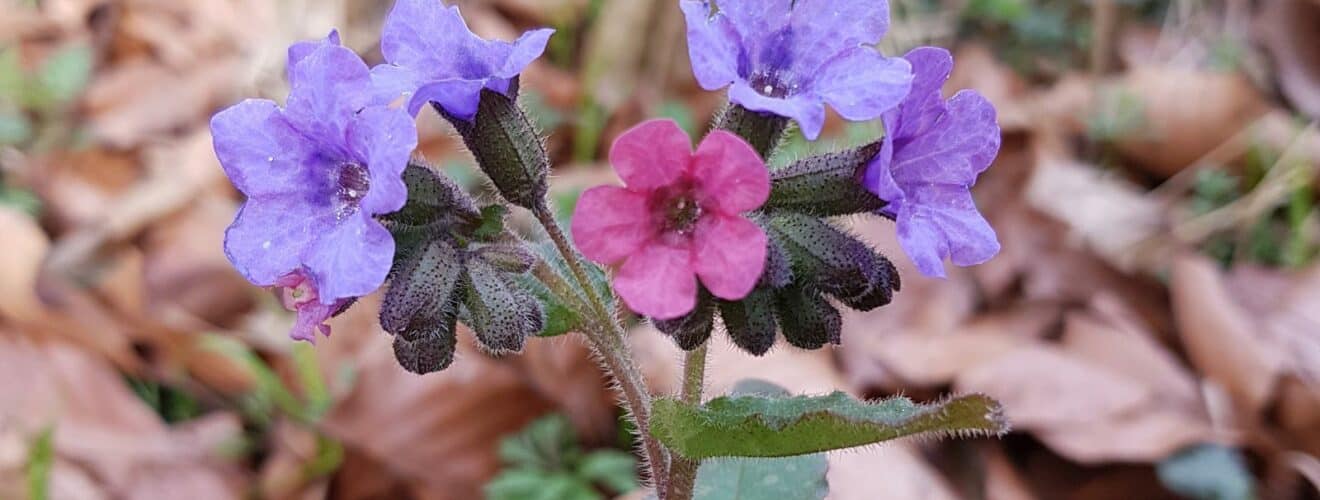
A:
718;288;778;356
756;217;794;289
462;259;543;353
380;238;466;374
653;289;715;350
392;319;459;375
438;87;548;210
715;103;789;159
385;162;481;228
764;142;889;217
473;243;536;274
775;285;842;350
768;213;900;310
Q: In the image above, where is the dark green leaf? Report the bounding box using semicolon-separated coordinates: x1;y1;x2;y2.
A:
1157;444;1256;500
651;392;1008;458
485;469;600;500
693;456;828;500
577;450;638;495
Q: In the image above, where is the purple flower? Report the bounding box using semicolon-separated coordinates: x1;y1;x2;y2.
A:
211;32;417;342
862;47;1001;278
681;0;913;140
374;0;554;119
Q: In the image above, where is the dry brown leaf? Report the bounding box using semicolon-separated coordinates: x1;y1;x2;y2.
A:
1059;311;1201;408
1170;255;1286;415
0;336;246;499
1110;67;1271;177
1027;140;1167;274
982;445;1037;500
1255;0;1320;120
313;299;587;499
0;207;51;325
84;58;240;148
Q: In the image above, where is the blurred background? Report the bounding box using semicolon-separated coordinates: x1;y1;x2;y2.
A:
2;0;1319;498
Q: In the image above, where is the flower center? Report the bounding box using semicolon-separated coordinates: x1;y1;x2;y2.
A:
653;186;703;235
748;73;794;98
334;162;370;219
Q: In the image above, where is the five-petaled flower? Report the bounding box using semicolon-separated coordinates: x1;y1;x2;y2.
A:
681;0;913;140
862;47;1001;278
212;32;417;342
373;0;554;119
572;120;770;320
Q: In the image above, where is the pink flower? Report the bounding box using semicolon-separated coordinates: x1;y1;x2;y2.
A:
274;270;349;343
571;119;770;320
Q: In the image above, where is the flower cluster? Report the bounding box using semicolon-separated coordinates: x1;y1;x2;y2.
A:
211;0;1002;366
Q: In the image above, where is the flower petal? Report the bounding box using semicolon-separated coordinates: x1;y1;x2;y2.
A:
223;197;323;287
608;119;692;190
287;30;342;83
680;0;744;90
890;90;1000;187
411;78;488;121
728;82;827;140
210;99;319;198
815;48;912;121
895;185;1000;278
862;124;903;212
710;0;792;48
890;47;954;139
302;213;395;301
284;43;374;156
614;241;698;320
494;28;554;82
347;106;417;215
571;186;656;264
786;0;891;73
692;214;767;300
691;130;769;214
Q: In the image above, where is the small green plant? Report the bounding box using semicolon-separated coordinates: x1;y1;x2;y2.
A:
486;414;639;500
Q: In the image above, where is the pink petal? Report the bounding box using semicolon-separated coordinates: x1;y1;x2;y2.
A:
571;186;657;264
692;214;767;300
608;119;692;190
691;130;770;215
614;241;698;320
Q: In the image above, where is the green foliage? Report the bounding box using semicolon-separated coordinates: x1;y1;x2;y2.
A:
202;334;344;426
0;182;42;216
1190;166;1319;269
651;391;1008;458
486;414;638;500
25;426;54;500
1157;444;1256;500
693;456;828;500
0;43;92;148
127;378;202;423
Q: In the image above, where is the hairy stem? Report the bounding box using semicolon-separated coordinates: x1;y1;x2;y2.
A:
530;204;671;494
667;343;708;500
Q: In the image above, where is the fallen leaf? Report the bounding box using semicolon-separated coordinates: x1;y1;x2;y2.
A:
1254;0;1320;120
1170;255;1286;415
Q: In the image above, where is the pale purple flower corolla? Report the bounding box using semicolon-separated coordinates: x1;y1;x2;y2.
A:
374;0;554;119
681;0;913;140
211;32;417;342
862;47;1001;278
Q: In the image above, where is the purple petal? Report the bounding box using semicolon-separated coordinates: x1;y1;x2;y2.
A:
287;30;342;83
895;186;1000;278
210;99;319;198
369;64;421;109
410;79;487;120
862;125;903;212
728;81;827;140
381;0;551;111
710;0;792;47
786;0;891;75
680;0;745;90
223;197;324;287
284;43;374;157
890;90;1000;187
302;213;395;301
815;47;912;121
890;46;955;138
347;106;416;215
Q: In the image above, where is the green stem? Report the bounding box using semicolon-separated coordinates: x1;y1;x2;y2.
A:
530;204;671;494
667;343;708;500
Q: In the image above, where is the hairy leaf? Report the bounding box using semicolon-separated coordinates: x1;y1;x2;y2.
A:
651;392;1008;458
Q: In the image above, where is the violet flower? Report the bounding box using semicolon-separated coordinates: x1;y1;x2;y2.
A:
374;0;554;119
681;0;913;140
862;47;1001;278
212;33;417;342
571;120;770;320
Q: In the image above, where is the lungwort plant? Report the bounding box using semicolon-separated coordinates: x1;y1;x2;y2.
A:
209;0;1010;498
